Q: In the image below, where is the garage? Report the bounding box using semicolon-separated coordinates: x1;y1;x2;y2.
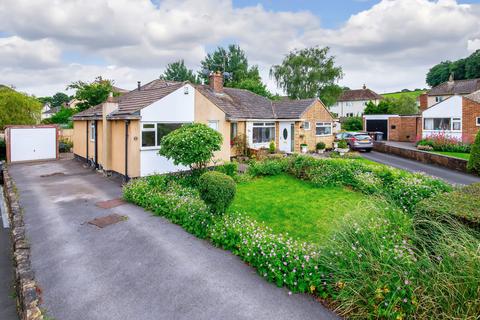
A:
364;115;393;141
5;125;58;163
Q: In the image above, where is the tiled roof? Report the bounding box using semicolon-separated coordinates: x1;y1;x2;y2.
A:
273;99;316;119
72;104;103;120
428;78;480;96
338;89;383;102
464;90;480;104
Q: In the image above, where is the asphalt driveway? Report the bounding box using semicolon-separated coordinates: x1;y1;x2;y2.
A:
9;159;337;320
362;151;480;185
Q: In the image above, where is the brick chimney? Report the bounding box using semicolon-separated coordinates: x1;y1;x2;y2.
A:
419;93;428;112
209;71;223;93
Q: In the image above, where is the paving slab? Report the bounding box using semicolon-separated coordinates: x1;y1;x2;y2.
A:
9;159;338;320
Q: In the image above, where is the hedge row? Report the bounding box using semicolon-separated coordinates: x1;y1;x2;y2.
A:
248;155;452;213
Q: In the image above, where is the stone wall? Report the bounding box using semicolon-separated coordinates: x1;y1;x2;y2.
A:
373;141;468;173
3;167;44;320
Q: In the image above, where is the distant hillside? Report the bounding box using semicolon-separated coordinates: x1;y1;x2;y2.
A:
382;89;425;100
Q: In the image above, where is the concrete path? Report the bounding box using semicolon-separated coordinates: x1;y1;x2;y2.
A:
9;160;337;320
0;212;17;319
362;151;480;185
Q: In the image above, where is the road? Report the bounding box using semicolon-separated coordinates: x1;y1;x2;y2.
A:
9;159;337;320
362;151;480;185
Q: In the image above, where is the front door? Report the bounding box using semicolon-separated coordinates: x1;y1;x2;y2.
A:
279;122;294;153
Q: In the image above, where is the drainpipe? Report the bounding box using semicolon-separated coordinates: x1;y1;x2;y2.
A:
124;120;130;182
86;121;89;164
94;120;98;168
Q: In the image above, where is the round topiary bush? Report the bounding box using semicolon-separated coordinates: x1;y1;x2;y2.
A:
198;171;236;214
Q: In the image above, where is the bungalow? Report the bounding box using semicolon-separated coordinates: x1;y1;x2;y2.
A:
72;72;337;179
330;85;383;117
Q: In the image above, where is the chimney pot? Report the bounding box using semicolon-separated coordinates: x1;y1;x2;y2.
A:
137;81;141;91
209;71;224;93
362;84;366;90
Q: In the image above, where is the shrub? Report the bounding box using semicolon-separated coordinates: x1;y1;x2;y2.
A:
215;162;238;177
417;133;471;153
467;130;480;174
269;140;276;153
342;116;363;131
59;138;73;153
337;140;348;149
247;158;289;176
198;171;236;214
316;141;326;150
159;123;222;170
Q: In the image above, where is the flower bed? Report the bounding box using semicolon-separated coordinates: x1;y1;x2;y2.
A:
417;132;471;153
123;157;480;319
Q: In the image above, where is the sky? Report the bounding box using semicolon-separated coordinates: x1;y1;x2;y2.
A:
1;0;480;97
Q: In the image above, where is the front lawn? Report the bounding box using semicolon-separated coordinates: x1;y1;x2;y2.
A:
229;174;376;243
431;151;470;160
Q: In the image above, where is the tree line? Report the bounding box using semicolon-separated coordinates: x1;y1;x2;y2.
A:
426;49;480;87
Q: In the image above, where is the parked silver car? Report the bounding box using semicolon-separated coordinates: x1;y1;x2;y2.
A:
335;132;373;152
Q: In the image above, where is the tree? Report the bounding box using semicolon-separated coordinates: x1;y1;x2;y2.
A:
51;92;71;108
0;87;42;129
426;50;480;87
232;78;273;98
426;61;451;87
161;60;198;83
319;84;343;107
363;100;390;115
67;76;114;112
342;116;363;131
270;46;343;104
467;130;480;174
42;107;75;126
199;44;260;86
159;123;222;170
465;50;480;79
387;95;418;115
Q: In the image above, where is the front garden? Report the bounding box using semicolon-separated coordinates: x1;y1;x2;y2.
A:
123;124;480;319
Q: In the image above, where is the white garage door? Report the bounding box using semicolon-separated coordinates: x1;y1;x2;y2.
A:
9;127;57;162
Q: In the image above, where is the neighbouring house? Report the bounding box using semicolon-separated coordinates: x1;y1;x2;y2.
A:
419;76;480;111
330;85;383;117
41;103;59;120
72;72;338;179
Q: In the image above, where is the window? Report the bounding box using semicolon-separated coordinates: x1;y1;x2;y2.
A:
435;96;444;103
476;117;480;127
141;123;184;148
252;122;275;144
316;122;332;136
303;121;310;130
424;118;451;131
208;120;219;131
346;113;354;117
452;118;461;131
230;122;238;141
90;121;96;141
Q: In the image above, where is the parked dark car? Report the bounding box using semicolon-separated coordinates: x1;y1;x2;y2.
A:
335;132;373;152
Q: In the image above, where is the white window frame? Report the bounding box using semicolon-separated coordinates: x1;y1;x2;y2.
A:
90;121;95;142
315;122;333;137
423;117;458;131
140;122;188;150
208;120;219;131
452;118;461;131
476;117;480;127
303;121;310;130
252;122;276;144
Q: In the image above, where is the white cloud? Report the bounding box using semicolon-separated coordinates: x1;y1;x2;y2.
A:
0;0;479;96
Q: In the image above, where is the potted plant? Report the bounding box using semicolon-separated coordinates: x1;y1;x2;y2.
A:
269;140;276;154
300;143;308;154
316;141;326;154
337;140;349;156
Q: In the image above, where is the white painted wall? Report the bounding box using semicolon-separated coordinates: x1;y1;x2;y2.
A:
139;84;195;176
331;99;379;117
9;127;57;162
422;95;463;139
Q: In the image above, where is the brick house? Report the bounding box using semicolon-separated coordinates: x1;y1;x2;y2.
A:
72;73;338;178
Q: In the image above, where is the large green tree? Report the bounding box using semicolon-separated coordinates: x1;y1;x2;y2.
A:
38;92;71;109
0;86;42;129
161;60;198;83
269;46;343;105
67;76;114;112
426;50;480;87
364;96;418;115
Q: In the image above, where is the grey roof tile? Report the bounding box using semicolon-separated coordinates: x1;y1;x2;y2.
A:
338;89;383;101
428;78;480;96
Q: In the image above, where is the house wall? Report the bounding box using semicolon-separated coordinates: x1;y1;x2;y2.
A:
300;100;335;151
330;99;380;117
422;95;462;139
110;120;140;178
388;116;420;142
462;97;480;143
427;95;450;108
195;90;231;162
73;120;87;158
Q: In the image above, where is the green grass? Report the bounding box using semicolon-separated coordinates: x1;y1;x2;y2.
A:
228;174;377;244
431;151;470;160
382;89;425;100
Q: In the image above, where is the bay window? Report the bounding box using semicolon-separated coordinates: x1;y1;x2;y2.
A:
252;122;275;144
141;123;184;148
315;122;332;136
